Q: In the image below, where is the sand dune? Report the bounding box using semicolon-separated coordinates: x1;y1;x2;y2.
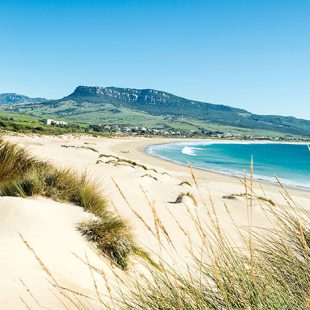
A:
0;196;125;309
1;134;310;308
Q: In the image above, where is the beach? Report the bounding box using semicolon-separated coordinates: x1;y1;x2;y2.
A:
1;134;310;308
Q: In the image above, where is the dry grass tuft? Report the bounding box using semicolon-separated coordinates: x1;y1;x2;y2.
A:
223;192;276;206
99;153;158;173
173;192;198;207
178;181;192;187
141;174;158;181
78;218;135;269
0;139;135;268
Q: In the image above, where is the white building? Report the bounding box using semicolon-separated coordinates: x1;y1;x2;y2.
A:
46;119;67;126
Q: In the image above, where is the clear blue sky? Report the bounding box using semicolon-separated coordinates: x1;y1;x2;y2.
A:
1;0;309;119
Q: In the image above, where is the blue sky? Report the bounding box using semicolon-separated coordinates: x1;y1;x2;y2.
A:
0;0;309;119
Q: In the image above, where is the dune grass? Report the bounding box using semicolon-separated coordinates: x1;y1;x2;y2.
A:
19;175;310;309
120;171;310;309
122;208;309;309
173;192;198;207
223;192;276;206
99;153;158;173
0;139;136;268
178;180;192;187
61;144;99;152
141;174;158;181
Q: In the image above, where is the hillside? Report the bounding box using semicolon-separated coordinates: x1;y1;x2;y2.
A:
0;93;47;104
1;86;310;137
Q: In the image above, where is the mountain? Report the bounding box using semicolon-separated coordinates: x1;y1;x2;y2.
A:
2;86;310;137
65;86;247;118
59;86;310;136
0;93;47;104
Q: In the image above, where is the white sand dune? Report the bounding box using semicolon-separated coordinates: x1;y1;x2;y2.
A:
0;196;122;309
1;134;310;308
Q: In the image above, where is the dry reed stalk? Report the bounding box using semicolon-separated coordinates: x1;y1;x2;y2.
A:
19;278;42;308
112;177;156;238
185;203;205;242
52;285;96;302
110;200;122;217
72;250;120;276
85;253;106;308
165;206;188;237
19;234;58;286
19;234;83;309
207;192;224;242
249;156;256;285
109;260;127;286
140;186;161;245
275;177;308;255
19;295;31;310
211;261;229;307
140;185;175;251
185;202;216;261
189;166;219;233
101;269;114;309
49;290;72;310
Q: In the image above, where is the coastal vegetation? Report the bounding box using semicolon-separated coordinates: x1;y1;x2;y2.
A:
0;139;138;268
118;168;310;309
98;153;159;173
141;174;158;181
223;192;276;206
122;200;309;309
0;111;86;135
178;180;192;187
34;167;309;309
173;192;198;207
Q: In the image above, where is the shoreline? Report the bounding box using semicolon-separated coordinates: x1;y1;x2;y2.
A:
109;137;310;196
144;140;310;192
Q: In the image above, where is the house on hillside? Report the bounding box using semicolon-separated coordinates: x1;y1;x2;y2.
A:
45;119;67;126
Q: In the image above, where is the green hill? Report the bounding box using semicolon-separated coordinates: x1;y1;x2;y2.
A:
0;93;47;104
1;86;310;138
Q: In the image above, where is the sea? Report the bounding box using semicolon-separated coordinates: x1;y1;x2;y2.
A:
146;141;310;190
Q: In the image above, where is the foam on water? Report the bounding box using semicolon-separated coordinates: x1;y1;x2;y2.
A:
181;146;203;156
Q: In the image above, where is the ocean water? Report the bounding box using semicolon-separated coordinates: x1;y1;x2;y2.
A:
146;141;310;190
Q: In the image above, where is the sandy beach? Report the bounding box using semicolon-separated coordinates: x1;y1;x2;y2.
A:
1;134;310;309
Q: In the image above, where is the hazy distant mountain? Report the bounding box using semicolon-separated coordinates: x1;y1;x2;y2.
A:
2;86;310;137
0;93;47;104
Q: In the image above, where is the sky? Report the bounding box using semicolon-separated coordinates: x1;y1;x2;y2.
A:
0;0;309;119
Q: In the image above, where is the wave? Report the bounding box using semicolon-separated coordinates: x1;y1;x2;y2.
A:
181;146;197;156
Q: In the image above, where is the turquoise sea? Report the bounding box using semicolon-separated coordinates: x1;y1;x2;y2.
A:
146;141;310;190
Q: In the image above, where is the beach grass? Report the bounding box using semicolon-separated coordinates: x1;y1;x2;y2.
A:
141;174;158;181
122;207;310;309
119;169;310;309
173;192;198;207
0;139;137;268
99;153;158;173
223;192;276;206
18;176;310;309
178;181;192;187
